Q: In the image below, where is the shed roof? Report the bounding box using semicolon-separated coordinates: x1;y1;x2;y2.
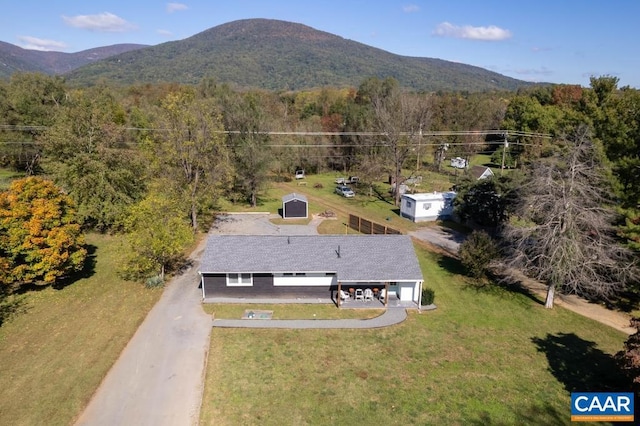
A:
282;193;308;203
402;191;456;202
199;234;423;282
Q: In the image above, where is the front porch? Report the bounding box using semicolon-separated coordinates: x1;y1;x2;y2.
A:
335;280;423;309
335;295;417;309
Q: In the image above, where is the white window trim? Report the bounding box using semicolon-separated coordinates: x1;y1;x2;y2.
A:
226;273;253;287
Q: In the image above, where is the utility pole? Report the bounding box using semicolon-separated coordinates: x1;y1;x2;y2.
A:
501;132;509;175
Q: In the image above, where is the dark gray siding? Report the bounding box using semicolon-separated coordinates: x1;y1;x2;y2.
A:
202;273;334;298
283;199;307;218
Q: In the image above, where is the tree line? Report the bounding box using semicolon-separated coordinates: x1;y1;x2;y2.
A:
0;73;639;299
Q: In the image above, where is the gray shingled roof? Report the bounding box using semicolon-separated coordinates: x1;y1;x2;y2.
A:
199;234;423;282
282;193;307;203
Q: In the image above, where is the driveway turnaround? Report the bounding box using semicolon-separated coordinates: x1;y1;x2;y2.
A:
212;307;407;329
75;245;211;426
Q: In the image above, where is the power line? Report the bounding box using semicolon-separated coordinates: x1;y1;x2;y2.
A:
0;124;552;139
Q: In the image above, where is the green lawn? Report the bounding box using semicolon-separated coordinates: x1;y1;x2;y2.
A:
200;246;629;425
203;304;383;320
0;168;25;190
0;234;161;426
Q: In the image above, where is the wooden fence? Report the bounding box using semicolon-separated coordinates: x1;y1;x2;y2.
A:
348;214;401;235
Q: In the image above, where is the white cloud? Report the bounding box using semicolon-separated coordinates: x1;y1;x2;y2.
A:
62;12;136;32
18;36;68;51
157;29;173;36
432;22;512;41
403;4;420;13
532;46;552;53
167;3;188;13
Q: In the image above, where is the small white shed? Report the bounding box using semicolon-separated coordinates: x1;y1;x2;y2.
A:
400;192;456;222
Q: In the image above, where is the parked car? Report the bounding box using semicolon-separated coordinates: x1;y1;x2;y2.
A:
295;169;305;179
334;177;347;184
348;176;360;184
335;185;355;198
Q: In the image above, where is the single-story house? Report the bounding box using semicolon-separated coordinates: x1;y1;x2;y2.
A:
282;193;308;219
198;234;424;308
400;192;456;222
469;165;494;180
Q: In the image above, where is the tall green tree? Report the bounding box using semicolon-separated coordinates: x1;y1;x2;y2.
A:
122;185;193;280
501;126;637;308
221;91;272;207
454;173;520;228
1;73;68;174
40;86;144;231
0;177;86;287
153;89;231;231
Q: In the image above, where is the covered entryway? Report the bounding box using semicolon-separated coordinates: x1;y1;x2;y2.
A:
335;280;423;309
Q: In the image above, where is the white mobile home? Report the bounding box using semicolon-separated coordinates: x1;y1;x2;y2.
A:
400;192;456;222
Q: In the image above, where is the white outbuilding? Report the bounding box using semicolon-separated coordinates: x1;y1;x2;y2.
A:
400;191;456;222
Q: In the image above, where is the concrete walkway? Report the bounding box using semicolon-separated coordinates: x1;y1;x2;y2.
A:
212;307;407;329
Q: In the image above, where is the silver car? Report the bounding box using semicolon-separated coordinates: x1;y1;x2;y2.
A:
335;185;355;198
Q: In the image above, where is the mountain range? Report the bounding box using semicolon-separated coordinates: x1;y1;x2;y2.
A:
0;19;535;92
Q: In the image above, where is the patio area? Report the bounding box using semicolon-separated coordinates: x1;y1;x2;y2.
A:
334;289;418;309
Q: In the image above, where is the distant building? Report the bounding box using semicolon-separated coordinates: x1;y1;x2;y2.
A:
400;192;456;222
450;157;467;169
469;165;495;180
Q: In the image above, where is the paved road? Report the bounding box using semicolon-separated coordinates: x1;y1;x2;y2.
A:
75;242;211;426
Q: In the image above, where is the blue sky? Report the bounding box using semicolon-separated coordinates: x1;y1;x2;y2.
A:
3;1;639;88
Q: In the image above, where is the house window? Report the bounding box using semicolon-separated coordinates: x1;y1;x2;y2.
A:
423;203;432;210
283;273;294;276
227;273;253;286
295;272;306;276
406;200;413;208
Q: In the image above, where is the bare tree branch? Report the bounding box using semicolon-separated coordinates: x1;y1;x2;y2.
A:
501;125;638;308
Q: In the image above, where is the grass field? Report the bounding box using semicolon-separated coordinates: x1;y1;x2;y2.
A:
200;246;629;425
0;234;161;426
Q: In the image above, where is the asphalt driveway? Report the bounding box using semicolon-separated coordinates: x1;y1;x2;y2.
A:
75;241;211;426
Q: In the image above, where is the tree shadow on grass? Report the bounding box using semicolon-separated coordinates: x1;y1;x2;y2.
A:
51;243;98;290
468;402;567;426
532;332;629;393
0;289;28;327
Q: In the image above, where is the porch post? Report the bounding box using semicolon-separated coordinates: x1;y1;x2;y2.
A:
384;281;389;307
418;280;423;310
337;280;342;307
200;272;205;300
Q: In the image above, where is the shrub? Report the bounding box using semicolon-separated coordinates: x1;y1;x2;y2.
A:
458;230;499;279
421;287;435;305
145;275;165;288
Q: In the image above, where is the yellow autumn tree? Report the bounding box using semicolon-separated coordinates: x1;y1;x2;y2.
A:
0;177;87;287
